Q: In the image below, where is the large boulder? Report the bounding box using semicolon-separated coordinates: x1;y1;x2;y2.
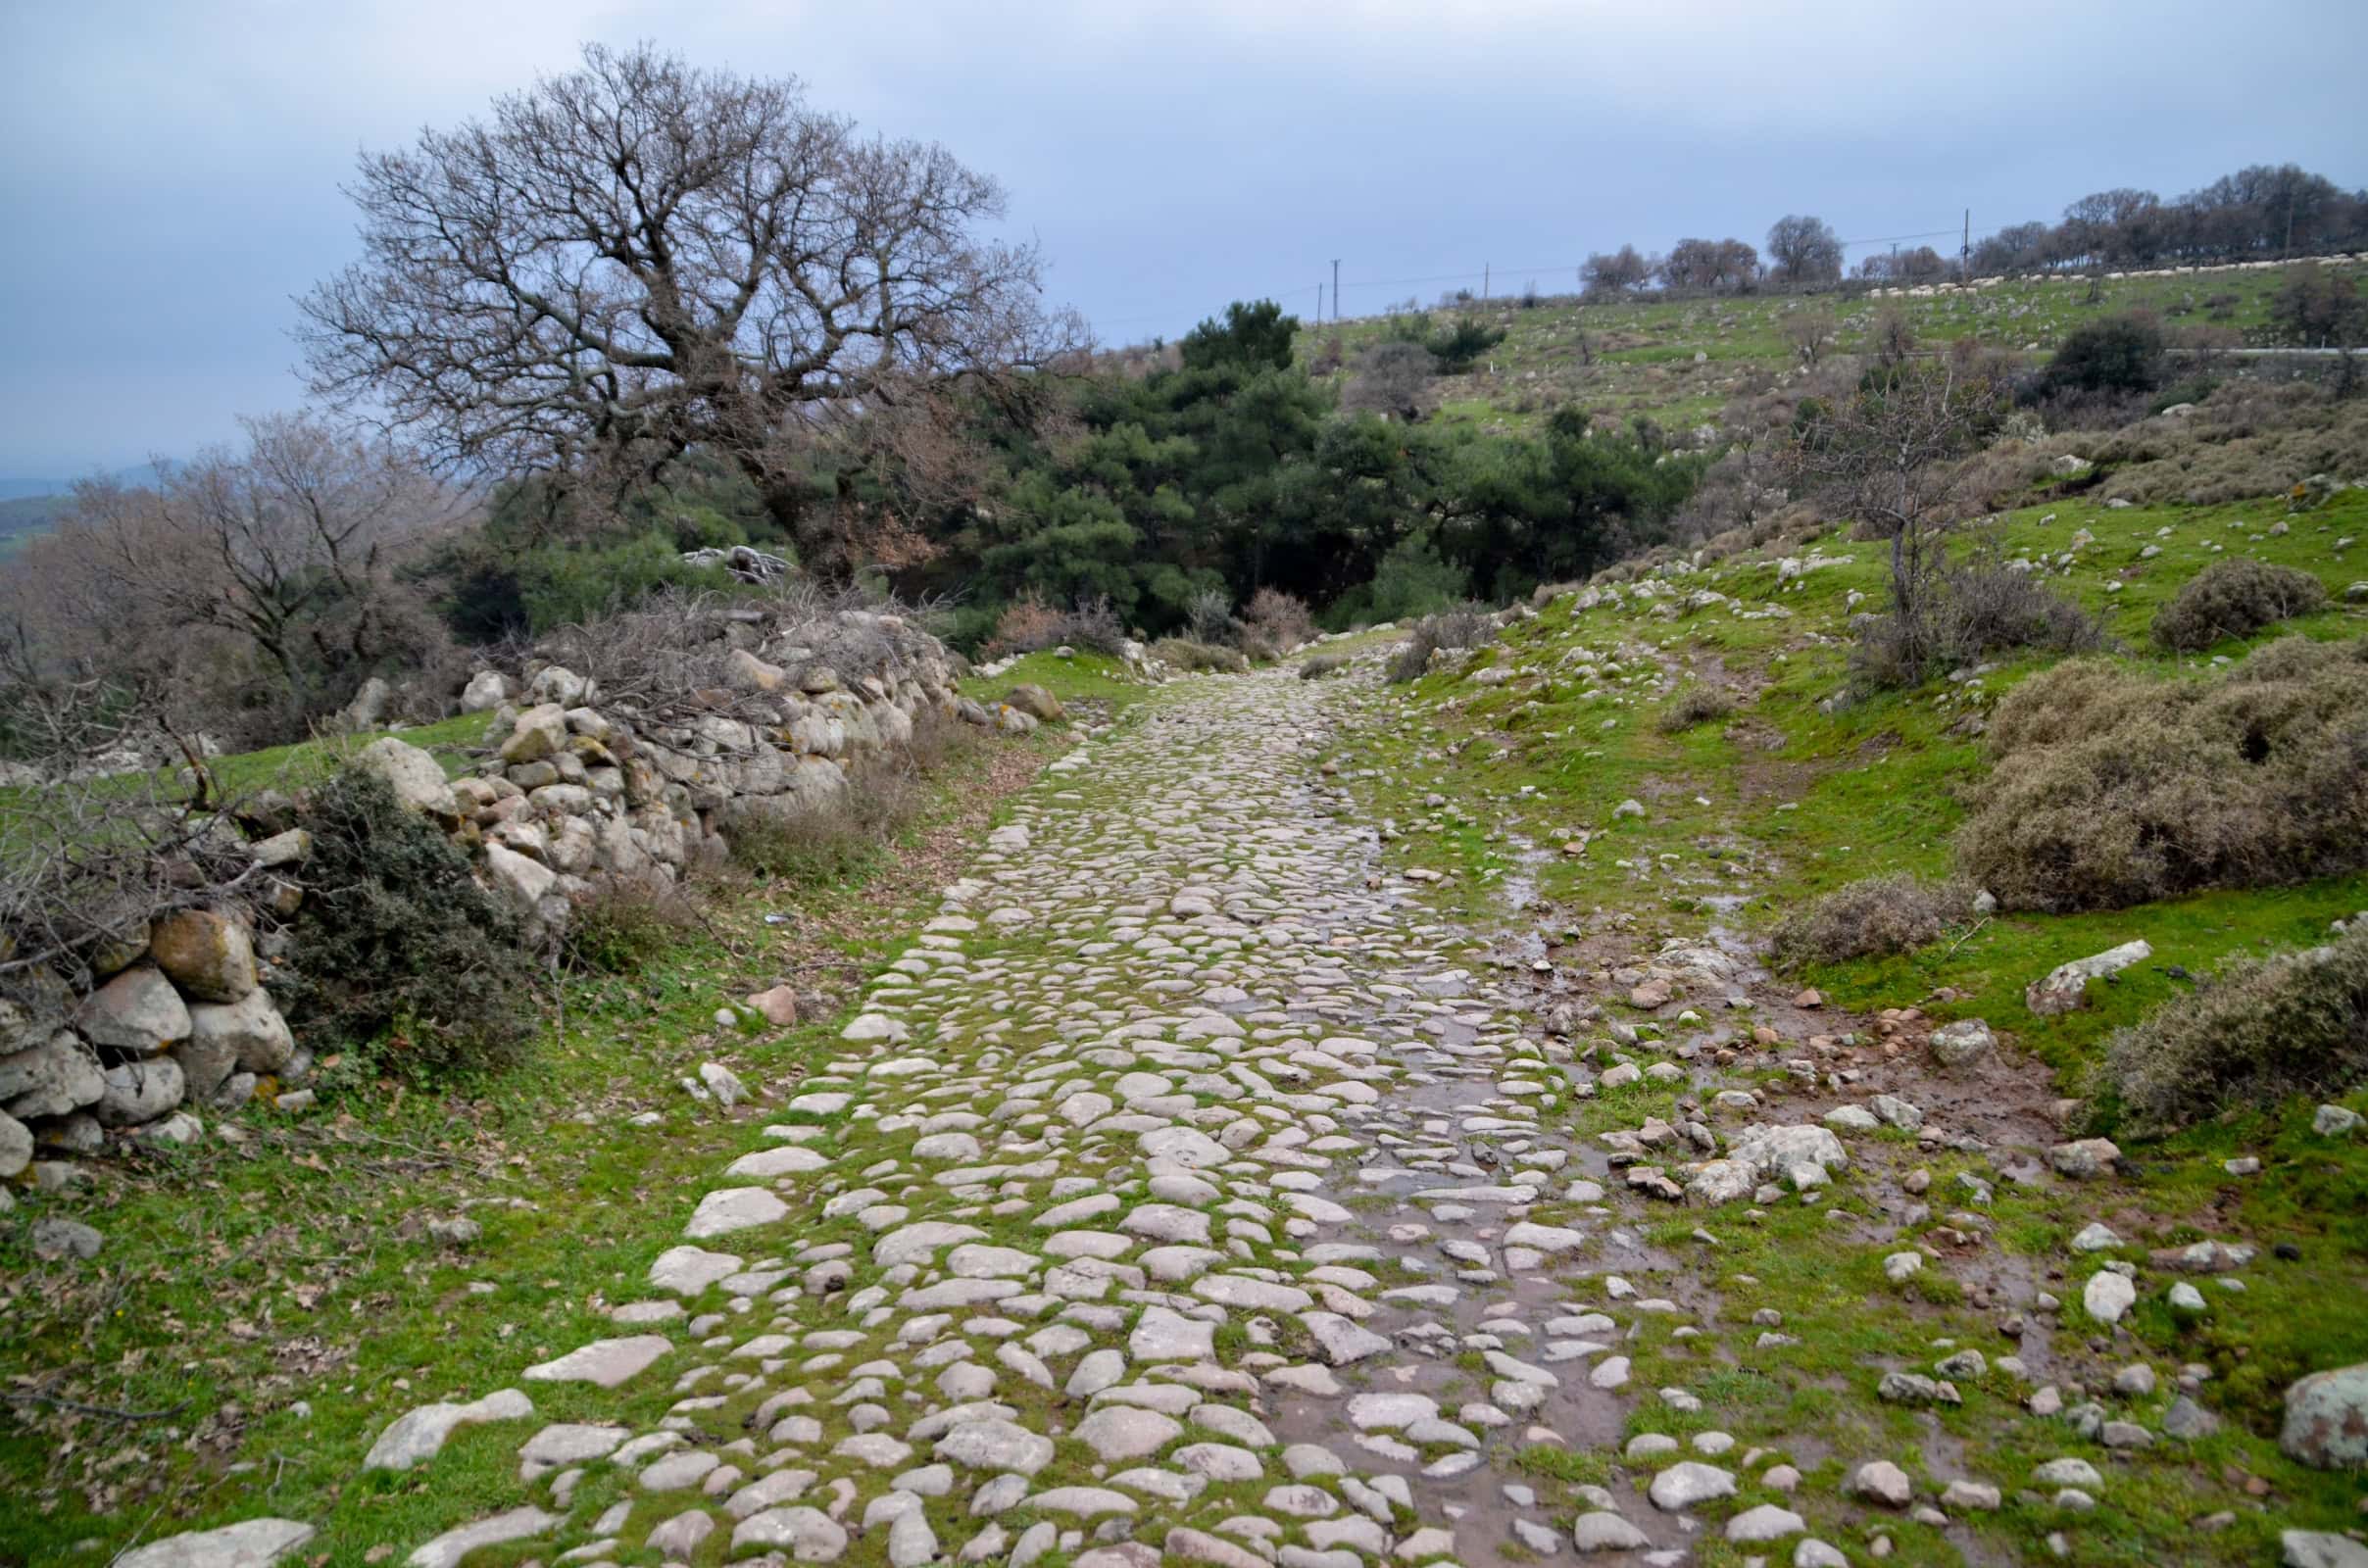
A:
338;676;392;732
460;670;514;712
148;908;258;1004
187;988;296;1076
482;842;559;914
0;1032;106;1119
500;704;569;765
357;737;459;822
95;1055;185;1127
1929;1017;1997;1067
526;665;591;707
1729;1124;1850;1182
75;965;190;1055
1006;684;1064;722
0;965;75;1055
726;648;788;692
2281;1363;2368;1470
2028;940;2151;1016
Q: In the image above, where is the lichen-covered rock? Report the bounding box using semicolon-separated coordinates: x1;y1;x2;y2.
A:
1005;683;1064;721
460;669;513;711
148;908;258;1003
483;842;559;914
1929;1017;1997;1067
358;736;459;821
96;1055;185;1127
500;704;569;765
0;966;74;1056
0;1031;106;1119
187;988;296;1075
2281;1362;2368;1470
75;965;190;1054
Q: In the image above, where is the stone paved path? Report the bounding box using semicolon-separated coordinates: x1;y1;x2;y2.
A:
174;668;1794;1568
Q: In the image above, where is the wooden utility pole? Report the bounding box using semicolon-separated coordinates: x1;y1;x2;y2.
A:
1331;259;1341;321
1961;209;1971;280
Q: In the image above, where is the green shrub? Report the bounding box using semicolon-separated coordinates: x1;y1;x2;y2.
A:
1366;534;1472;622
2039;313;2166;396
1150;637;1250;674
278;768;540;1080
2104;923;2368;1134
2150;557;2329;652
1957;636;2368;911
1769;874;1966;968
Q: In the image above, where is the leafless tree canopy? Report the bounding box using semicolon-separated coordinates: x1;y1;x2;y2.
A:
1581;245;1652;297
4;414;460;745
1657;238;1759;294
299;42;1084;574
1765;215;1844;285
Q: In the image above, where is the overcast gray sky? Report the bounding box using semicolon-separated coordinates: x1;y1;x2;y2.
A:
2;0;2361;478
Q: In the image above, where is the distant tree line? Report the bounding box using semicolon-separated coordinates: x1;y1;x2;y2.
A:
1578;164;2367;300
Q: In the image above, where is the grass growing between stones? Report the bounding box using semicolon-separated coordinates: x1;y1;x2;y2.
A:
0;722;1064;1565
1330;477;2368;1565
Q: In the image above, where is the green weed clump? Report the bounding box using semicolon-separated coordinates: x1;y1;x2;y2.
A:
279;767;540;1080
2104;922;2368;1134
2151;557;2329;652
1957;636;2368;911
1769;873;1966;968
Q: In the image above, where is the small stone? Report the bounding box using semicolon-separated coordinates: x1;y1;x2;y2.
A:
1846;1459;1913;1508
2083;1270;2137;1325
1647;1460;1735;1511
117;1520;317;1568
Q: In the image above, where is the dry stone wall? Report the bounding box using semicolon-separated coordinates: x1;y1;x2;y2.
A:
0;609;1025;1187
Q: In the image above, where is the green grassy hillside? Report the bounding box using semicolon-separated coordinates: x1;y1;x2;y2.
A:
1305;261;2367;435
1331;476;2368;1565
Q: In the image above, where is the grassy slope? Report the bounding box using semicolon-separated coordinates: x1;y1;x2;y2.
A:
0;710;1083;1563
1302;261;2368;435
956;648;1162;715
1334;484;2368;1565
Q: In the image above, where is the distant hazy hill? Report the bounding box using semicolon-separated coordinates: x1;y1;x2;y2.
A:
0;462;176;561
0;493;69;558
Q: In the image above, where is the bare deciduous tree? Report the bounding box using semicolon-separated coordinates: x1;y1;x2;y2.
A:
1786;361;2008;680
1783;309;1836;365
1765;214;1844;285
299;42;1085;577
20;415;459;740
1581;246;1652;297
